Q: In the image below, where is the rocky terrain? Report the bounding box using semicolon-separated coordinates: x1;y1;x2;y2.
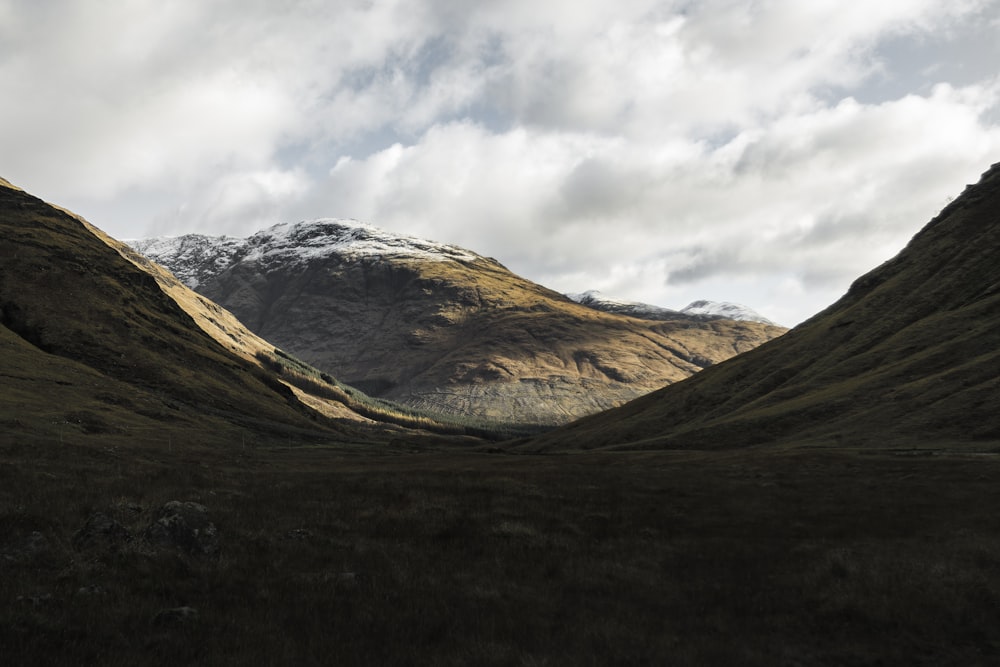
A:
132;221;786;425
528;162;1000;451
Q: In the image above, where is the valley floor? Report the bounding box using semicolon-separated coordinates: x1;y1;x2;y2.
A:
2;432;999;666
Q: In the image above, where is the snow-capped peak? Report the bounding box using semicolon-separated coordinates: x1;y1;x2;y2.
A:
567;290;777;325
243;219;479;264
127;233;246;289
129;219;481;288
680;300;777;325
566;290;678;318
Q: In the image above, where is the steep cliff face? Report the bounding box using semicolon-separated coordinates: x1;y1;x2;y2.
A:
133;221;787;425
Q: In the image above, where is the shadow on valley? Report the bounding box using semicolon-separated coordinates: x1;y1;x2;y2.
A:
3;433;1000;666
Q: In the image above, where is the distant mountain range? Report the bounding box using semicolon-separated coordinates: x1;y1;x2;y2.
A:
566;290;778;325
131;221;786;425
527;162;1000;451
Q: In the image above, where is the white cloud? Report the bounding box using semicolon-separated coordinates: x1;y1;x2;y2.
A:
1;0;998;325
163;168;312;235
313;79;1000;324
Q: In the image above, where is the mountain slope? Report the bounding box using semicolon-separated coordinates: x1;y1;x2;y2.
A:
0;179;455;446
132;221;787;425
527;162;1000;450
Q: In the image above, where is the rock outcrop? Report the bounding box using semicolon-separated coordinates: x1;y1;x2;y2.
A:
72;513;132;552
144;501;220;558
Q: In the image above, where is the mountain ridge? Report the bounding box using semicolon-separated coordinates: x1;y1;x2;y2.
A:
128;218;484;289
566;289;778;325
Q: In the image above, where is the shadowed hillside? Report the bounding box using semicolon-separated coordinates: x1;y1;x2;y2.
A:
0;179;470;446
527;162;1000;451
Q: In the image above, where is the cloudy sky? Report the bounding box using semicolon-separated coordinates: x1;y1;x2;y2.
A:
3;0;999;325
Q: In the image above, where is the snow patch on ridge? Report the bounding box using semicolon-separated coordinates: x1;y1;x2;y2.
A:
246;220;480;264
680;299;777;325
567;290;777;325
567;290;679;317
129;219;481;288
128;234;246;288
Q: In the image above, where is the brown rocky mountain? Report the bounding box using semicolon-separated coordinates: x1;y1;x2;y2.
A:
526;161;1000;451
132;222;787;425
0;178;470;446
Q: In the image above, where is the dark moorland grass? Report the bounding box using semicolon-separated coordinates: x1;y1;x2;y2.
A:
3;431;1000;666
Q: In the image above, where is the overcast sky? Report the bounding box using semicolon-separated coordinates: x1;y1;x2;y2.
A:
3;1;999;325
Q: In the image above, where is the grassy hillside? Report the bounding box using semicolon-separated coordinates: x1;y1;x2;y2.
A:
0;179;487;445
526;162;1000;451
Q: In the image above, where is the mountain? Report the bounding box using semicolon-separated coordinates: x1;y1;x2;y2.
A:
0;179;473;447
567;290;778;325
527;162;1000;451
680;299;778;324
131;221;787;426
